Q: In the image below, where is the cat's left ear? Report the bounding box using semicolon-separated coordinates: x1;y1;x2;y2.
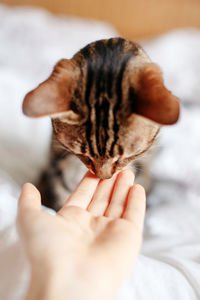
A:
23;59;81;124
129;63;180;125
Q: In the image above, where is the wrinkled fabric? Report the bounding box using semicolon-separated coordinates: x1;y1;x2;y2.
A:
0;4;200;300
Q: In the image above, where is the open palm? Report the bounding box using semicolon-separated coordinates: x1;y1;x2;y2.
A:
18;170;146;298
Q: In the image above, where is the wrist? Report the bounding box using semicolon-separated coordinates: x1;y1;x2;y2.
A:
26;259;117;300
26;264;68;300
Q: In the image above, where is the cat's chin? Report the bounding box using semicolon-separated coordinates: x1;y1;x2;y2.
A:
91;170;121;180
98;175;113;180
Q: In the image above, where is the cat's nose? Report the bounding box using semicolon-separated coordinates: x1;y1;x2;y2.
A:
93;167;114;179
96;173;113;179
97;173;113;179
91;160;116;179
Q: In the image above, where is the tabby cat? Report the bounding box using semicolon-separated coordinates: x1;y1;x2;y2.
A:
23;38;180;211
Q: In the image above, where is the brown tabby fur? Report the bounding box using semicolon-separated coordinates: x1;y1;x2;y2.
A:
23;38;180;210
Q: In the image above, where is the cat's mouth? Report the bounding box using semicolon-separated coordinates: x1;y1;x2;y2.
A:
89;168;120;180
89;169;112;179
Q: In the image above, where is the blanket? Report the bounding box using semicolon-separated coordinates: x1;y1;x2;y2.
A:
0;4;200;299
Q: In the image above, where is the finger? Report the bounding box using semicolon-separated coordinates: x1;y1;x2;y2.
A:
62;171;100;210
122;184;146;231
104;170;135;218
87;175;117;216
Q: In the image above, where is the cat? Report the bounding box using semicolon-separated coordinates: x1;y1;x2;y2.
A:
23;37;180;211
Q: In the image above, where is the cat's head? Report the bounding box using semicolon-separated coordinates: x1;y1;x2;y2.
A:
23;38;180;179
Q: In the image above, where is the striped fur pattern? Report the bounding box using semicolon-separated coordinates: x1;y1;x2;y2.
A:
23;38;180;210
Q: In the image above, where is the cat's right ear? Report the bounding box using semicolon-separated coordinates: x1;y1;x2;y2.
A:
23;59;80;123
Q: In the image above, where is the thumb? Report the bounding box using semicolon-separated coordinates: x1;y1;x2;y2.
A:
17;183;42;230
18;183;41;211
17;183;42;248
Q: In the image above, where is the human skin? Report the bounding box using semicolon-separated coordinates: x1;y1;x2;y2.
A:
17;170;146;300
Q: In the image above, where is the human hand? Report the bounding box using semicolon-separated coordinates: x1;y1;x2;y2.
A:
17;170;146;300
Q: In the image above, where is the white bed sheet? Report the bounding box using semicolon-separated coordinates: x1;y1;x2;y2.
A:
0;4;200;300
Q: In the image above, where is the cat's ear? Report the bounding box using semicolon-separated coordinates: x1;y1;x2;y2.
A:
129;63;180;125
23;59;81;124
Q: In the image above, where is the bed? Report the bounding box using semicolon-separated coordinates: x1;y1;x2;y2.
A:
0;4;200;299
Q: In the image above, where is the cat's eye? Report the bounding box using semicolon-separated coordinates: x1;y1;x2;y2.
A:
114;158;130;168
115;160;120;166
77;154;92;165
